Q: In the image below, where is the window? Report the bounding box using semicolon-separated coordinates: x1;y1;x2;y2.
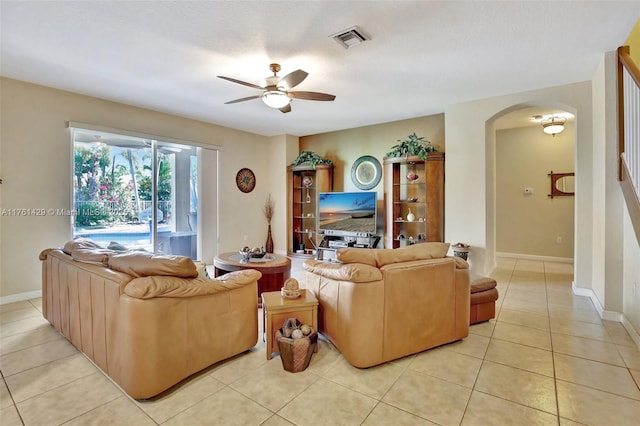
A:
70;124;217;261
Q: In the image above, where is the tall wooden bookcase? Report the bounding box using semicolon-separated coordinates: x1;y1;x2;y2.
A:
383;153;444;248
287;164;333;257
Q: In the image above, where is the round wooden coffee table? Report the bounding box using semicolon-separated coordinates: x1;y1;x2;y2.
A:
213;252;291;306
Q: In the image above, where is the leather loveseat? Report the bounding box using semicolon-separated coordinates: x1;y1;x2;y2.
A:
303;242;470;368
40;239;260;399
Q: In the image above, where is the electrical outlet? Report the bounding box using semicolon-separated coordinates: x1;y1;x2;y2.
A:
556;236;562;244
243;235;248;241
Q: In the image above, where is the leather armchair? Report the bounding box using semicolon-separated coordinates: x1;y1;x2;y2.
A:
303;243;470;368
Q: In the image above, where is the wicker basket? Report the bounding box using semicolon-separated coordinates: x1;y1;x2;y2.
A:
275;318;318;373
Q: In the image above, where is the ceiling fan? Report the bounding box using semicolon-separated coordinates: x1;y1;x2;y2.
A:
217;63;336;113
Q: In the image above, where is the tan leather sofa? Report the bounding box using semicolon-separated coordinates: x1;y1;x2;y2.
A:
40;240;260;399
303;243;470;368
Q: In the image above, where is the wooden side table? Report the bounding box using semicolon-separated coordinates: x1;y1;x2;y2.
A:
262;290;318;360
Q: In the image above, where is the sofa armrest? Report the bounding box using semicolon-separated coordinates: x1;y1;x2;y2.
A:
452;256;469;269
303;260;382;283
124;269;262;299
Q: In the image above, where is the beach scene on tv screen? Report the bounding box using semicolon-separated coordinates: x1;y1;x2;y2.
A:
318;192;376;234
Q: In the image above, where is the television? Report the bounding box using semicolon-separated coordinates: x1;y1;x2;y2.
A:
318;191;377;237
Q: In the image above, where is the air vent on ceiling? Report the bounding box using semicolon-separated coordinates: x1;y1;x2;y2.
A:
330;26;369;49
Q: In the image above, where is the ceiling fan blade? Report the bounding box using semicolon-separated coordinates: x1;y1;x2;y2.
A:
217;75;263;90
279;104;292;113
288;91;336;101
278;69;308;91
224;95;262;104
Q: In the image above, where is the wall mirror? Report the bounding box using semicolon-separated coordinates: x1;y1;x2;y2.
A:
548;171;575;198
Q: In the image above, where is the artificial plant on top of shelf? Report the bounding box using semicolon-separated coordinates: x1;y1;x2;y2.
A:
383;133;436;160
291;151;333;169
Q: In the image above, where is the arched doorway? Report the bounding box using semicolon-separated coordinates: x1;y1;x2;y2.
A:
485;103;577;269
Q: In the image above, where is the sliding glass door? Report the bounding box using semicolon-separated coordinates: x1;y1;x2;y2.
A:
72;128;202;259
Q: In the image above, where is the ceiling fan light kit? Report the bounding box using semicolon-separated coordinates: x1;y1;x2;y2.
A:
218;63;335;113
262;91;291;108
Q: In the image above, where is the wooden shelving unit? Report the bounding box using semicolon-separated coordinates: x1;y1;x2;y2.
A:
383;153;444;249
287;164;333;257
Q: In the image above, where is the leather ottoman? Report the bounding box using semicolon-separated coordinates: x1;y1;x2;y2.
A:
470;275;498;324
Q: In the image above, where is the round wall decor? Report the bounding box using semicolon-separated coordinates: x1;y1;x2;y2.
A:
235;168;256;193
351;155;382;190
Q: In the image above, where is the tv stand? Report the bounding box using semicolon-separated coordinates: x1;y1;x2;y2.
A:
316;233;380;262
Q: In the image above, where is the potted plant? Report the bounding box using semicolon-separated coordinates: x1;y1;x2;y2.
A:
291;151;333;169
383;133;436;160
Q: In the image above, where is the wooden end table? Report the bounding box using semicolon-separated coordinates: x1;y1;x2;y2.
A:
262;289;319;360
213;252;291;306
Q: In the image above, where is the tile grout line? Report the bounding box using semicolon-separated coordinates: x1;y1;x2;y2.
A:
543;260;562;426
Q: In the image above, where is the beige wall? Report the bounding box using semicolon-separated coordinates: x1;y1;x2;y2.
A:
0;77;293;300
496;124;575;259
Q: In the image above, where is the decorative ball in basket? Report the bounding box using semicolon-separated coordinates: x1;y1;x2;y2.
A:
275;318;318;373
281;277;301;299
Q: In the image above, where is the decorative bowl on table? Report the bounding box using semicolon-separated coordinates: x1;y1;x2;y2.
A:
239;246;266;261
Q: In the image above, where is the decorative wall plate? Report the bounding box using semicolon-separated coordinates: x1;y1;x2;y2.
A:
236;168;256;193
351;155;382;190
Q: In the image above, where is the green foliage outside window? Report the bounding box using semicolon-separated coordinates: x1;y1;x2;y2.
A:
73;144;172;228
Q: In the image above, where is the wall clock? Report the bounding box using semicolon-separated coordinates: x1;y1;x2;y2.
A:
235;168;256;193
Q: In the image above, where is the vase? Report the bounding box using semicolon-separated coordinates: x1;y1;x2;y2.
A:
265;224;274;253
406;209;415;222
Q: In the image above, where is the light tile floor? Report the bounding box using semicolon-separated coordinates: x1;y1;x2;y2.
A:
1;257;640;425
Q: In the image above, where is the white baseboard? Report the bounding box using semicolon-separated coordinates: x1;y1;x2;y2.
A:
622;316;640;349
0;290;42;305
496;252;573;263
571;281;640;349
572;281;625;321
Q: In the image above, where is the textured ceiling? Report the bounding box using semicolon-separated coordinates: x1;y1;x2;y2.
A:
1;1;638;137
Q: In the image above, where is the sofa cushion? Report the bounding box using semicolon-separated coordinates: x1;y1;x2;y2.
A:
63;238;102;254
63;238;112;265
453;256;469;269
108;251;198;278
336;242;450;268
334;249;377;267
303;260;382;283
107;241;128;251
124;269;261;299
375;242;450;266
470;275;497;293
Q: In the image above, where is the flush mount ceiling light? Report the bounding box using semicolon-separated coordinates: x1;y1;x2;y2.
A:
541;116;566;137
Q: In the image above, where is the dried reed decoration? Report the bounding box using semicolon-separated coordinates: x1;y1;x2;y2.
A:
263;193;275;224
